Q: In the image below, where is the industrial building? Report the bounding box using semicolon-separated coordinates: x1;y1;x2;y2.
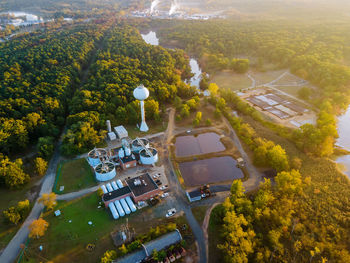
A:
101;173;161;207
88;130;159;181
114;230;183;263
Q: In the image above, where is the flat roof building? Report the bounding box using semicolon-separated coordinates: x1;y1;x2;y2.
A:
102;173;161;206
113;230;182;263
127;173;161;203
114;125;128;139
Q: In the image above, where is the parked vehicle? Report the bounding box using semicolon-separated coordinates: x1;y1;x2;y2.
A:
166;208;176;217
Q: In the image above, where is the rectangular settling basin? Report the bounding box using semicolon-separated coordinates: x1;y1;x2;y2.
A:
175;132;225;157
179;156;244;186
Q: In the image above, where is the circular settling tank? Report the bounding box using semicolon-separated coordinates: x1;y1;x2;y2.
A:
88;148;107;167
131;138;150;153
94;162;116;181
139;148;158;165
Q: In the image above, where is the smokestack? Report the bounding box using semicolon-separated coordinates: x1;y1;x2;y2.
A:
106;120;111;133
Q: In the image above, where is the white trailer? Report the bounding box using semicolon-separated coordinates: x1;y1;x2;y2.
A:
106;183;113;192
108;202;119;220
111;181;119;191
125;196;137;212
101;185;108;194
114;200;125;217
120;198;131;215
116;180;124;188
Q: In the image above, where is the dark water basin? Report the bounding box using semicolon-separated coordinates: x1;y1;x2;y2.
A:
175;132;225;157
179;156;244;187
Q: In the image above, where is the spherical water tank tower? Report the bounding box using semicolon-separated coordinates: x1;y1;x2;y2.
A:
140;147;158;165
133;84;150;132
95;162;116;181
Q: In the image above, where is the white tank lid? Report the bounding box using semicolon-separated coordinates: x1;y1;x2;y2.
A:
133;84;149;101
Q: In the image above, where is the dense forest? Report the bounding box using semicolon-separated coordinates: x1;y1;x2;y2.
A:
61;22;193;155
153;19;349;156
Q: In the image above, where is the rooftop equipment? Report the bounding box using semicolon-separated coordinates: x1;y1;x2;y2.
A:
111;181;119;191
118;148;125;159
108;202;119;220
120;198;131;215
114;200;125;217
133;85;150;132
126;196;137;212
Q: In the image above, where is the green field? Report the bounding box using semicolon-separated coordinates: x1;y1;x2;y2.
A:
274;85;304;97
22;193;194;263
250;69;286;86
54;158;96;194
191;206;208;226
210;70;251;91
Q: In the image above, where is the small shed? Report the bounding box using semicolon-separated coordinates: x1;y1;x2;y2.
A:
108;132;117;141
114;126;128;139
186;190;202;203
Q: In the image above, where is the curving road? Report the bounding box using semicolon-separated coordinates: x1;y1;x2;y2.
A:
0;134;64;263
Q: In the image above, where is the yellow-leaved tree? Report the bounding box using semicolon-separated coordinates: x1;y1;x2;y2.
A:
29;218;49;239
38;193;57;210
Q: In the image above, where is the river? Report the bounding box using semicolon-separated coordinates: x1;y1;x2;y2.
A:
140;31;202;88
336;106;350;179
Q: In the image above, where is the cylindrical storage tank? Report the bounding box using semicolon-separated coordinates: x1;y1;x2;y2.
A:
118;148;125;159
95;162;116;182
140;148;158;165
126;196;137;212
101;185;108;194
111;181;119;191
114;200;125;217
116;179;124;188
88;148;107;167
106;183;113;192
108;202;119;220
124;146;131;156
106;120;112;133
120;198;131;215
131;138;150;153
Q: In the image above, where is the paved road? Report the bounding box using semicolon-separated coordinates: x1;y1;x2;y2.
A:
56;186;100;201
0;134;64;263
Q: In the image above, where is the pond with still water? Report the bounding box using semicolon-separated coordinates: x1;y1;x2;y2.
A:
179;156;244;186
175;132;225;157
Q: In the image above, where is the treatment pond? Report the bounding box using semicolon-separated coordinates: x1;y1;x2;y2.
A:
179;156;244;186
175;132;225;157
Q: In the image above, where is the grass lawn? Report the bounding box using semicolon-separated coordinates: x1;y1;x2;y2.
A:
126;119;168;139
274;85;304;97
210;70;251;91
250;69;286;86
22;193;196;263
54;158;96;194
208;205;224;263
191;206;208;226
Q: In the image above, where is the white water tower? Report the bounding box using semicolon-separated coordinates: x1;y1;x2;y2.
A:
133;84;150;132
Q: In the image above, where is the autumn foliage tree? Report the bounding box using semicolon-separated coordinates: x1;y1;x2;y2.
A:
38;193;57;210
29;218;49;239
34;157;48;176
